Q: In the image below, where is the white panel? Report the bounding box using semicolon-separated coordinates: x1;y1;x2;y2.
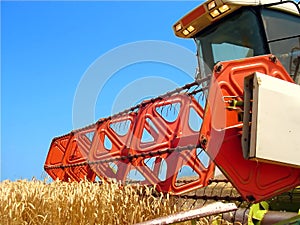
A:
249;72;300;168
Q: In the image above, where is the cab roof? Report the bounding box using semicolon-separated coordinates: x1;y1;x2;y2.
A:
173;0;300;38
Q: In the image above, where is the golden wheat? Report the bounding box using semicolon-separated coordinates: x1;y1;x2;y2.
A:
0;179;235;225
0;179;177;225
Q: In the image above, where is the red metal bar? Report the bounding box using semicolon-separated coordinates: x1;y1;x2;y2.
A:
88;114;136;182
87;94;214;194
44;125;97;181
129;94;214;194
45;82;215;194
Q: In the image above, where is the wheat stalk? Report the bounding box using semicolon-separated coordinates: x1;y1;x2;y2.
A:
0;179;234;225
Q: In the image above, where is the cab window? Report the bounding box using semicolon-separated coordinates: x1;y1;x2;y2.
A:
262;8;300;83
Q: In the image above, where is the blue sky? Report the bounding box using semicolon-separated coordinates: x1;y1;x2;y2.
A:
1;1;202;180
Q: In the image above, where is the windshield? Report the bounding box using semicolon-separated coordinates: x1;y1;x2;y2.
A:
195;8;268;78
262;8;300;84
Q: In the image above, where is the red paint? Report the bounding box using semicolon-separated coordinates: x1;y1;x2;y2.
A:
200;55;300;202
182;5;206;27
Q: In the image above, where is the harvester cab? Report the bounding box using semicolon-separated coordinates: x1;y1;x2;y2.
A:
173;0;300;84
44;0;300;205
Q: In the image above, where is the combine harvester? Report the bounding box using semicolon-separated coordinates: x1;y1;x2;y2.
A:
45;0;300;223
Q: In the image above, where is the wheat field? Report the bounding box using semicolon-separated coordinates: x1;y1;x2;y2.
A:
0;179;236;225
0;179;180;225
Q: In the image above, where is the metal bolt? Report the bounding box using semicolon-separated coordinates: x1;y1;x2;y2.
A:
269;55;277;63
200;135;208;148
214;63;223;73
246;195;256;202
